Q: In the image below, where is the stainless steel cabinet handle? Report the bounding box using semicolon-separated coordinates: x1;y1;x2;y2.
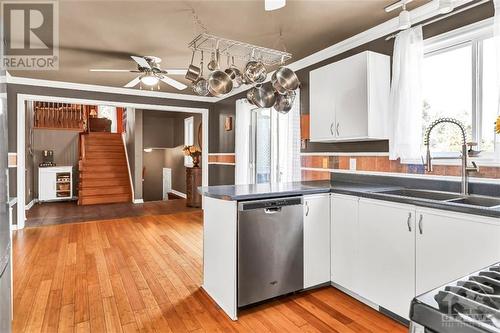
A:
418;214;423;234
336;122;340;136
330;122;334;135
406;212;412;232
305;201;310;216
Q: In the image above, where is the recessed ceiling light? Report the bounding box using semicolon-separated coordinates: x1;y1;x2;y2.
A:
265;0;286;11
140;74;159;86
438;0;455;14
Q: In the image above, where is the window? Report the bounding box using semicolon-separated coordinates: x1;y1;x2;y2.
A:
184;117;194;167
423;23;499;158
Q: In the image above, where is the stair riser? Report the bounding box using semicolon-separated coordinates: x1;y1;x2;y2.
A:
78;195;131;205
80;187;130;196
80;166;128;173
85;146;124;152
80;172;129;179
85;152;125;159
80;179;129;188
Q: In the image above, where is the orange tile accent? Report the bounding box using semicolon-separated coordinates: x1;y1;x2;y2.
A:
301;170;331;181
8;153;16;167
301;114;310;140
208;154;235;164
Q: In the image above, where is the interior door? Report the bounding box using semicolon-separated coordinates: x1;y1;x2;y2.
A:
250;108;272;184
416;209;500;295
331;53;368;139
358;199;415;319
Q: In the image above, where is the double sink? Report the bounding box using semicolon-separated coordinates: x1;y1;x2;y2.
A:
372;189;500;209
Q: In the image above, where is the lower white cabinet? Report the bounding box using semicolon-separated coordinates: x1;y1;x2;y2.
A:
38;166;73;202
330;194;359;292
415;208;500;295
358;199;415;320
303;194;331;289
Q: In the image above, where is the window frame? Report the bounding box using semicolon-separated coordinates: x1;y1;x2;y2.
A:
422;18;499;165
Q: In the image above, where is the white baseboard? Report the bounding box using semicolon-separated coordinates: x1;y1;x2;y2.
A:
170;190;187;199
25;199;37;210
133;199;144;204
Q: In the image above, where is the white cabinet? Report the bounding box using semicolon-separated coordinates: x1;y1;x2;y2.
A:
309;51;390;142
330;194;359;293
38;166;73;202
415;208;500;295
358;199;415;320
304;194;331;288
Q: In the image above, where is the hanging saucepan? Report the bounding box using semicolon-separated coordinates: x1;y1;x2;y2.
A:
252;84;277;108
207;52;217;71
246;87;257;105
193;52;210;96
274;66;300;91
225;56;243;88
208;49;233;97
271;72;287;95
274;90;296;114
244;53;267;84
185;50;201;82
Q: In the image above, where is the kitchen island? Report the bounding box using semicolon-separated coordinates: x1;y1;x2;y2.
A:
199;174;500;321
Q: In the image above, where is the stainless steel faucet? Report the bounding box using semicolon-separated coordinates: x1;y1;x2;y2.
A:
424;118;479;195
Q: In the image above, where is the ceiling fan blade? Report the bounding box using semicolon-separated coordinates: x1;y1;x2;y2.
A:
131;56;151;69
160;76;187;90
90;69;138;72
124;76;141;88
163;69;188;75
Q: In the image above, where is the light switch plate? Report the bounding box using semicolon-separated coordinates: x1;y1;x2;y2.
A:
349;158;357;171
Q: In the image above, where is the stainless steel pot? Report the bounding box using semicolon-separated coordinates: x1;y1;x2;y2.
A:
253;84;276;108
246;88;257;105
244;60;267;84
208;50;233;96
271;72;287;95
207;52;217;71
274;66;300;91
193;78;210;96
185;50;201;82
225;56;243;88
274;90;296;114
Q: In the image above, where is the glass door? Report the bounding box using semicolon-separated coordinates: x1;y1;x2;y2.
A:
250;108;272;184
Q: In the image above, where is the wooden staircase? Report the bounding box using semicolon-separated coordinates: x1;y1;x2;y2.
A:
78;132;132;205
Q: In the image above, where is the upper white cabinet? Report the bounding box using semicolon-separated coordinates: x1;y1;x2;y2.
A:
330;194;359;293
358;199;415;320
309;51;390;142
304;194;331;289
415;208;500;295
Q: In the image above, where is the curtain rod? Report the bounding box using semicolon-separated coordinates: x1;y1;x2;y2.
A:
385;0;490;40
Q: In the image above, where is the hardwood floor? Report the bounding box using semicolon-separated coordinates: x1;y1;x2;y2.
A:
14;209;408;333
26;199;197;227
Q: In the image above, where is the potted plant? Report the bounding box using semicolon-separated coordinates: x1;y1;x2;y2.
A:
183;145;202;168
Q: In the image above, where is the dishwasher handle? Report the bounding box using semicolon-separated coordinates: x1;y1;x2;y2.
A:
264;207;282;214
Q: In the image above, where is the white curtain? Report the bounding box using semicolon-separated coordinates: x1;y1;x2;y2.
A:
274;91;302;182
494;0;500;158
388;26;424;161
235;99;253;185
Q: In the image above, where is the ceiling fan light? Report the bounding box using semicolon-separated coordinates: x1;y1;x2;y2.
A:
398;9;411;30
265;0;286;11
140;75;159;86
437;0;455;14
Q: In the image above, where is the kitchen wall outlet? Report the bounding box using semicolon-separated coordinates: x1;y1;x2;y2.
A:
349;158;357;171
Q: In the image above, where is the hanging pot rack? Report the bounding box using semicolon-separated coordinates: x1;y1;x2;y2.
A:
188;33;292;66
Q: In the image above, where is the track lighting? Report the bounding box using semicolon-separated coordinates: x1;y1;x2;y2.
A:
265;0;286;11
398;4;411;30
438;0;455;14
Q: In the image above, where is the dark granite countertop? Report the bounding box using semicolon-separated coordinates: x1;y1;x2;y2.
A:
199;180;500;219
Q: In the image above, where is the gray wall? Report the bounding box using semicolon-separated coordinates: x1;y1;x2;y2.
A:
142;111;202;201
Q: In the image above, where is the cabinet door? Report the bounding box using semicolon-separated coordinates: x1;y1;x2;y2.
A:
358;199;415;319
304;194;331;288
309;65;336;141
416;209;500;295
331;53;368;139
331;194;359;293
39;170;56;201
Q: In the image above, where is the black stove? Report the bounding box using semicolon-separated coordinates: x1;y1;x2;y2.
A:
410;262;500;333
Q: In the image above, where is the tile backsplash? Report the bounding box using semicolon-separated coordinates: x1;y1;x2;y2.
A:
301;155;500;181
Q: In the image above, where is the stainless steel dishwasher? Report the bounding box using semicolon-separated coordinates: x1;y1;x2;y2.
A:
237;196;303;307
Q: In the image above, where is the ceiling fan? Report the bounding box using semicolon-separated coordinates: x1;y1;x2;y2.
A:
90;56;188;90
